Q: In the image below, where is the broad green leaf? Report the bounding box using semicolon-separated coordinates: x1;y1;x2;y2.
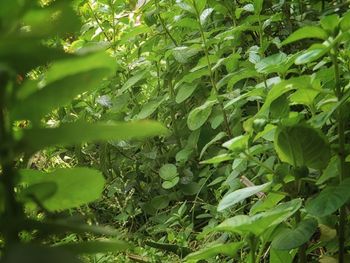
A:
119;25;151;45
17;52;115;100
176;68;209;88
340;12;350;31
316;156;339;185
184;242;243;263
281;26;328;46
222;135;249;152
5;244;82;263
289;88;320;106
200;8;213;25
269;248;296;263
253;0;263;14
0;37;70;73
217;182;271;212
22;2;80;38
55;240;130;254
306;178;350;217
175;17;199;29
250;192;285;215
173;46;200;64
200;132;227;159
271;219;318;250
254;124;276;142
159;164;178;180
18;182;57;203
295;44;330;65
12;69;113;122
151;195;170;210
193;0;207;13
218;68;260;90
215;199;302;236
274;124;330;169
200;153;233;164
187;100;216;130
162;177;180;189
176;84;197;103
255;53;290;75
19;121;168;152
320;14;340;34
19;168;105;211
120;70;147;92
135;97;164;119
257;76;312;116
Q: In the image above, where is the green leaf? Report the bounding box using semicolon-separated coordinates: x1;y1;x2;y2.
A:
159;164;178;180
200;132;227;159
257;76;312;116
162;177;180;189
135;97;164;119
194;0;207;13
253;0;263;14
281;26;328;46
289;88;320;106
119;25;151;45
269;248;296;263
320;15;340;34
187;100;216;130
222;135;249;152
316;156;339;185
18;182;57;203
151;195;170;210
22;2;80;38
55;240;130;254
176;84;197;103
215;199;302;236
200;153;233;164
217;182;271;212
271;219;318;250
295;44;330;65
274;124;330;169
306;178;350;217
173;46;200;64
218;68;260;90
19;168;105;211
5;244;82;263
13;69;113;122
0;37;70;73
17;52;115;100
200;8;213;25
19;121;168;152
340;12;350;31
184;242;243;263
255;53;289;75
120;70;147;92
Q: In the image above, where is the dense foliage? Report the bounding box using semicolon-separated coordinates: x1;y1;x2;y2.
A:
1;0;350;262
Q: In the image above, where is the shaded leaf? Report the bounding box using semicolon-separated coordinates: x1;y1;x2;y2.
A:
272;219;318;250
19;168;105;211
218;182;271;212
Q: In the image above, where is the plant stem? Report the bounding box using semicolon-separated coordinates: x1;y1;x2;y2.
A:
87;2;112;42
248;235;257;263
331;49;347;263
295;211;307;263
243;152;276;176
168;77;182;149
192;1;232;137
155;0;178;47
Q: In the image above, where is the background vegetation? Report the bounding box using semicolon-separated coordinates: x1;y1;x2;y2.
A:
1;0;350;262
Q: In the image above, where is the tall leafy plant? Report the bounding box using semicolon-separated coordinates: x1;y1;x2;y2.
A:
0;1;166;262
